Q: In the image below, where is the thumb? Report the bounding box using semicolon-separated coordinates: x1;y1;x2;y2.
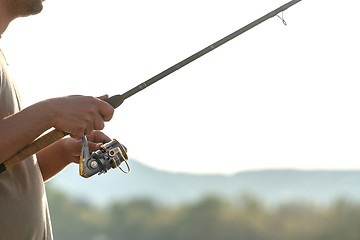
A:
97;94;109;101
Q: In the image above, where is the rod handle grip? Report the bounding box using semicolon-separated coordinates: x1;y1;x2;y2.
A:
0;129;67;173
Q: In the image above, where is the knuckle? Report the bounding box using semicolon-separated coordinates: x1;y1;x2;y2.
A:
103;108;114;121
105;113;113;121
73;126;85;136
98;122;105;130
85;128;93;136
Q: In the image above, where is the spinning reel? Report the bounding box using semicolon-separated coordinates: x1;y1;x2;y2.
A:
79;136;130;178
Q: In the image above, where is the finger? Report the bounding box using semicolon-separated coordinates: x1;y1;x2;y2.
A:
100;107;114;122
98;94;114;121
96;98;114;121
87;142;103;152
70;125;87;139
84;127;94;136
93;115;105;131
90;130;111;143
70;133;83;140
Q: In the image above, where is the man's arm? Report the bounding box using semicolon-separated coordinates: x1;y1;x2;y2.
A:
0;101;53;163
36;138;76;182
0;95;114;164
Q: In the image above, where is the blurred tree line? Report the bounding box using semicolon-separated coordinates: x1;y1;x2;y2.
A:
46;186;360;240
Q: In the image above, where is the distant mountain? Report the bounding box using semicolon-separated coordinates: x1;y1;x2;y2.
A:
48;160;360;207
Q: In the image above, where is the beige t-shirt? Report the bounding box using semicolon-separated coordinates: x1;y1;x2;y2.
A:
0;50;53;240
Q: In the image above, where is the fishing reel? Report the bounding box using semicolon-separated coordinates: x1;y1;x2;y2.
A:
79;136;130;178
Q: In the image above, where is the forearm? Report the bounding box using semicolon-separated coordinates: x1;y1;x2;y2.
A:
0;101;54;163
36;138;78;181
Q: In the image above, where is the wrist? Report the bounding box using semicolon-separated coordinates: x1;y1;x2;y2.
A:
60;137;82;164
38;98;57;128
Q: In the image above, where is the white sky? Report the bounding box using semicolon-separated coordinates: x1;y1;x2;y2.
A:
1;0;360;174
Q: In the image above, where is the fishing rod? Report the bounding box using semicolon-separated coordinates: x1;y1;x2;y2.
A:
0;0;302;177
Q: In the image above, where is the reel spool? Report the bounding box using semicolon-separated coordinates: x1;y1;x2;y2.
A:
79;136;129;178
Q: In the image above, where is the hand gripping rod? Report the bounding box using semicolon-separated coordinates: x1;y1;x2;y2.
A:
0;0;302;174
